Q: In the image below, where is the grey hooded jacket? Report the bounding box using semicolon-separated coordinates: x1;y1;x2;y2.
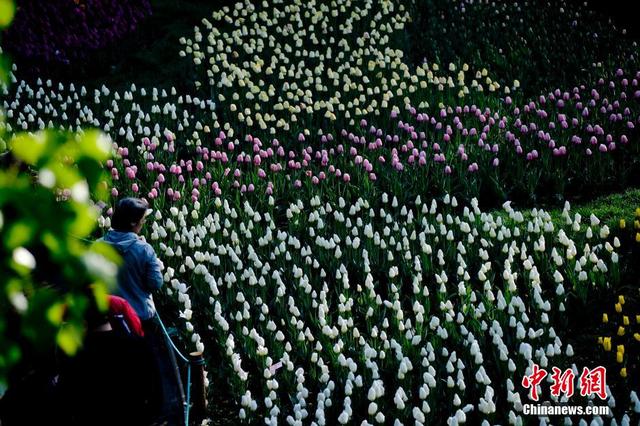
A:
101;230;163;320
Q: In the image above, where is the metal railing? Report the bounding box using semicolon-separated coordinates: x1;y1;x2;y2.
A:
155;314;207;426
79;234;208;424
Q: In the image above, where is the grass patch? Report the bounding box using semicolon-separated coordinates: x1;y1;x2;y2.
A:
492;187;640;230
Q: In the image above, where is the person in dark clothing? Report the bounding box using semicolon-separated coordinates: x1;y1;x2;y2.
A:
0;364;65;425
56;305;161;426
101;197;185;424
0;295;160;426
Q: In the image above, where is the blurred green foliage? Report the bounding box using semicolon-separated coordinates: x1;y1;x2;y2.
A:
0;0;120;391
0;0;14;29
0;130;121;390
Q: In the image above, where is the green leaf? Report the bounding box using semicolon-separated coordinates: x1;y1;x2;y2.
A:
21;287;61;349
0;55;12;86
46;303;66;326
65;201;97;238
0;0;14;28
57;323;84;356
41;231;63;257
49;161;82;190
91;283;110;313
75;157;109;198
4;221;36;249
6;345;20;366
9;133;47;165
77;130;112;162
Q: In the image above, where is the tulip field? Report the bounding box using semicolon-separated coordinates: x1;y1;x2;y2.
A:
2;0;640;424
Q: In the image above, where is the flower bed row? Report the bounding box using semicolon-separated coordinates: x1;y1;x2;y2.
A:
97;189;634;423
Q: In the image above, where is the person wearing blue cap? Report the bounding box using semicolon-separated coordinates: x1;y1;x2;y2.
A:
101;197;184;424
102;197;160;321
